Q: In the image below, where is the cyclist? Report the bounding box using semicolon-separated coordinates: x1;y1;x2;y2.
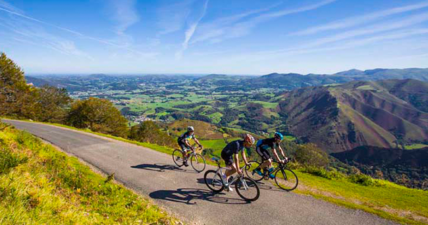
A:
221;134;255;191
253;132;288;179
177;126;203;167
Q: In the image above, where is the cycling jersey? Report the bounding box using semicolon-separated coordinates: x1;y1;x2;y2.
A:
256;138;277;161
256;138;277;149
221;140;248;166
178;131;195;143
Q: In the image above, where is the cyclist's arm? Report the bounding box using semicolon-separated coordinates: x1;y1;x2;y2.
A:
241;149;249;165
193;137;202;147
234;153;242;174
184;139;192;148
271;147;282;162
278;145;287;159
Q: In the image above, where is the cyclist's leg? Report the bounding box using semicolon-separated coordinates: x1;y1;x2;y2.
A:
257;147;271;169
179;143;190;166
221;152;236;178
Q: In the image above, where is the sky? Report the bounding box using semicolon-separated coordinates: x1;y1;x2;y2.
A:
0;0;427;75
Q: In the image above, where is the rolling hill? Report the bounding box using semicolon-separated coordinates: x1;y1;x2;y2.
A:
277;79;428;153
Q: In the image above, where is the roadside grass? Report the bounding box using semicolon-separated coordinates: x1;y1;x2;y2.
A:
3;119;428;224
405;143;428;150
294;170;428;225
0;123;179;224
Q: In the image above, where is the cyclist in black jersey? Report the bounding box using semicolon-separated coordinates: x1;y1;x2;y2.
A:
221;134;255;191
254;132;288;179
177;126;202;166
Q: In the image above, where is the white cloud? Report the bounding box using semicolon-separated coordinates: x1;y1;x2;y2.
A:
292;0;428;36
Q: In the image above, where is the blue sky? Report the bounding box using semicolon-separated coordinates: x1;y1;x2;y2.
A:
0;0;427;75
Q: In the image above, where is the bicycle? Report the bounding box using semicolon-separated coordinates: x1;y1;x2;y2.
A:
172;144;206;173
245;159;298;191
204;157;260;202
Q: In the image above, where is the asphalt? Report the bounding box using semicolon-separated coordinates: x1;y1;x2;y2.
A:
3;119;396;225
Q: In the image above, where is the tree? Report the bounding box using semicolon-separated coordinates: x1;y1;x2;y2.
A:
0;52;38;119
35;85;72;123
67;97;128;137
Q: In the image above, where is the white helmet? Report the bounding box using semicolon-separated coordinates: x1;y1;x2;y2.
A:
244;134;255;145
187;126;195;132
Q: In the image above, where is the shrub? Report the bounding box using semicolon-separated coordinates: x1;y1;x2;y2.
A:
301;166;346;180
129;121;176;148
67;98;128;137
348;174;384;187
294;143;330;167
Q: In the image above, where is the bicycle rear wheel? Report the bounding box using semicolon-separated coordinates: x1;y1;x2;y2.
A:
235;177;260;202
204;170;224;193
172;149;184;167
244;161;265;182
275;168;298;191
190;153;206;173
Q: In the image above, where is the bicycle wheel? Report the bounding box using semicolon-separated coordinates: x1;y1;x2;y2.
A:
275;168;298;191
244;161;265;182
172;149;184;167
190;153;206;173
204;170;224;193
235;177;260;202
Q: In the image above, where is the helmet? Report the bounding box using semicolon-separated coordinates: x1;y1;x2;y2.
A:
274;132;284;141
244;134;255;145
187;126;195;132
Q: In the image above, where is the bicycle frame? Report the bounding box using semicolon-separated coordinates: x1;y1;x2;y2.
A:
211;159;247;188
182;145;203;158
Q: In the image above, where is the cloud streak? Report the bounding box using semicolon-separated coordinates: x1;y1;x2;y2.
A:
108;0;139;35
0;1;154;57
292;0;428;35
176;0;209;59
191;0;336;44
157;0;194;35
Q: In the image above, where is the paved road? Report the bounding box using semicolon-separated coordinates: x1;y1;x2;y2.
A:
4;119;395;225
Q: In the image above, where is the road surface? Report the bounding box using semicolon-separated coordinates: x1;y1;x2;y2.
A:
3;119;395;225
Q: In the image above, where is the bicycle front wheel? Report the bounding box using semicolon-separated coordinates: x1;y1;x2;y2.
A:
172;149;184;167
244;161;265;182
275;168;298;191
235;177;260;202
190;153;206;173
204;170;224;193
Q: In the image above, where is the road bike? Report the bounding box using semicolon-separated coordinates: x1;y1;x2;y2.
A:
204;157;260;202
245;159;298;191
172;144;206;173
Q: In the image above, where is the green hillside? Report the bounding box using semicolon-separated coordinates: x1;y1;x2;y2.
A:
0;123;179;224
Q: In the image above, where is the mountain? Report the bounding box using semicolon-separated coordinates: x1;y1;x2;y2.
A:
331;145;428;189
277;79;428;153
332;146;428;168
28;68;428;92
335;68;428;81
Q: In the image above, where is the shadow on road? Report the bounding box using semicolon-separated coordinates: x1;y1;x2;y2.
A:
196;177;286;194
150;188;250;205
131;163;194;173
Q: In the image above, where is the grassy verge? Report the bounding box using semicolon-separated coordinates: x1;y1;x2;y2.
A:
0;122;180;224
293;169;428;225
3;118;428;224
